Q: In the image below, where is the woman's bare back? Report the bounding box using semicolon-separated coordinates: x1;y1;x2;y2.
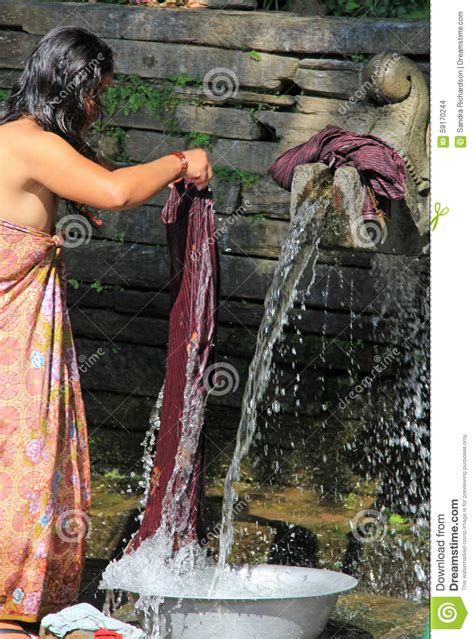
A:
0;116;58;234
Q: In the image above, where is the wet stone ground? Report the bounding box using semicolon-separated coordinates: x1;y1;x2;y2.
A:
79;475;429;638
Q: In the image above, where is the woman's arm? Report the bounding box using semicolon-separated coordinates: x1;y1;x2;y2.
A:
17;128;212;211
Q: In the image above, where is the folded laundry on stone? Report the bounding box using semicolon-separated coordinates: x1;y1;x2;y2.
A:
268;124;406;221
40;603;145;639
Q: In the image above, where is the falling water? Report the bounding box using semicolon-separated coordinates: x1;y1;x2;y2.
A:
353;253;430;599
216;175;333;572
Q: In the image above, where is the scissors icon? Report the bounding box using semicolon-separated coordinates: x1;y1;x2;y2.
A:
430;202;449;231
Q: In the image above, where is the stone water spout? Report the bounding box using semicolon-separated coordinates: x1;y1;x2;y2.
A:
362;51;430;236
291;52;430;250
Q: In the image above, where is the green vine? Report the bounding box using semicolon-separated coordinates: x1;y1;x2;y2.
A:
0;88;11;101
186;131;213;147
102;73;202;130
214;166;261;188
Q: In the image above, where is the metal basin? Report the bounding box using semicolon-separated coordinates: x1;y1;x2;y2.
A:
136;565;358;639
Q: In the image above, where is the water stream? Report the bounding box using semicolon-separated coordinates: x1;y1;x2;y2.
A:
216;178;333;572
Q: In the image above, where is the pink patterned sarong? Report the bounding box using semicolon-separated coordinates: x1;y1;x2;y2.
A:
0;219;90;622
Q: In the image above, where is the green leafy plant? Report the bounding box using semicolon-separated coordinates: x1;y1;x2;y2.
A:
214;166;261;188
114;231;126;244
321;0;428;20
186;131;212;147
68;278;80;289
103;74;180;122
349;53;370;63
249;101;276;116
90;279;105;292
388;513;409;526
90;122;130;163
101;74;206;146
248;50;262;62
0;89;11;101
167;73;200;87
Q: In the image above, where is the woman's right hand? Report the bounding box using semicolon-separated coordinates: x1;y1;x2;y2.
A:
170;149;213;191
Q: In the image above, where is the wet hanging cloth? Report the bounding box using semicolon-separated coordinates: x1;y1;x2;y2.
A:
126;180;219;553
268;124;406;220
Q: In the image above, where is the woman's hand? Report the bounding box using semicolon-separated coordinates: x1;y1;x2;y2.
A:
168;149;213;191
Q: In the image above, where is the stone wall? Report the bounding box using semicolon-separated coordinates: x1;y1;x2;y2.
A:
0;2;430;493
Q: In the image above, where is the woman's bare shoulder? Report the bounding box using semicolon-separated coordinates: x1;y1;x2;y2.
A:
0;115;43;134
0;117;48;156
1;118;79;171
1;116;67;144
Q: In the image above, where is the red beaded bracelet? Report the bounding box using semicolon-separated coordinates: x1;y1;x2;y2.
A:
171;150;188;179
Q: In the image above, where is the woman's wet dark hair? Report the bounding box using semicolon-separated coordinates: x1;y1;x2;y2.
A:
0;25;114;219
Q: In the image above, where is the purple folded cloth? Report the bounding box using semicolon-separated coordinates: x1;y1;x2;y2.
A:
268;124;406;219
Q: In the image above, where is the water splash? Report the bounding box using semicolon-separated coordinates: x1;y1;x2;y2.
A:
138;386;164;516
338;253;430;599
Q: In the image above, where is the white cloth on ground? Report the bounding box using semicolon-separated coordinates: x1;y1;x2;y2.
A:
40;603;145;639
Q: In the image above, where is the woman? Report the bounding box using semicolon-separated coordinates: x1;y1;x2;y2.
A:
0;25;212;637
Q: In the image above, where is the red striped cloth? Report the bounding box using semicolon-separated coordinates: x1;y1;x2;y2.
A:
126;180;218;553
269;125;406;218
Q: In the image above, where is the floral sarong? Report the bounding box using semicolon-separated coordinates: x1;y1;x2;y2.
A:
0;219;90;622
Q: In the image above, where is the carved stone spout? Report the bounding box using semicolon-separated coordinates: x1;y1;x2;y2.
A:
290;52;430;250
361;51;430;236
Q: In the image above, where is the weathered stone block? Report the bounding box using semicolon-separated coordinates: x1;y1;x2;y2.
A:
124;129;279;174
109;103;263;141
294;67;362;99
1;7;429;55
242;176;292;219
206;0;256;7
